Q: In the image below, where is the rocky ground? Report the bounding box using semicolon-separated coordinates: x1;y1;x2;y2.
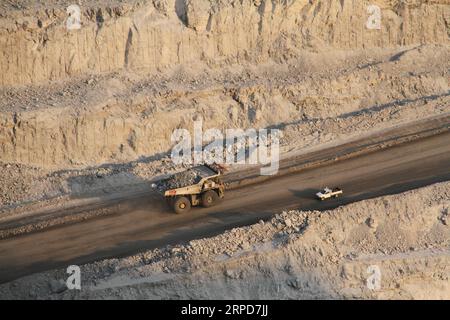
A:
0;0;449;300
1;44;449;210
0;181;448;299
0;0;449;211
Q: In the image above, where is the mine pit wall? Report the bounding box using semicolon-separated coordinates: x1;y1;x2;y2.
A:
0;69;449;169
0;0;449;169
0;96;244;168
0;0;449;87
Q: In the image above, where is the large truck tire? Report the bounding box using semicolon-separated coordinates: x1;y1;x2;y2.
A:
173;196;191;214
202;190;219;208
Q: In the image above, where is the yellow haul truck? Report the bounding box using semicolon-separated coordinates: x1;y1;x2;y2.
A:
153;164;226;214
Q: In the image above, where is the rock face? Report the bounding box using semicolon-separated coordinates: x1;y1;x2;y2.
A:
1;44;449;169
185;0;211;31
0;0;448;87
0;1;449;170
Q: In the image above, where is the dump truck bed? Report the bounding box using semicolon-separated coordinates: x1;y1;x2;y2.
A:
154;164;220;195
152;163;226;214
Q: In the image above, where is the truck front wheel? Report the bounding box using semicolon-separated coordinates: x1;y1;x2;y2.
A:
173;196;191;214
202;190;219;208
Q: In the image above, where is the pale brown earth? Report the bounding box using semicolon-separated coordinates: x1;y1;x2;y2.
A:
0;0;449;300
1;0;448;87
0;181;448;299
0;0;449;209
0;45;449;209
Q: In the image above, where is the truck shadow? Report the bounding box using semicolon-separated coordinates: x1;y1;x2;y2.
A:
288;188;319;201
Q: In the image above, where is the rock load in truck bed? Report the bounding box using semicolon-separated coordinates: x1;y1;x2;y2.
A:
155;165;218;192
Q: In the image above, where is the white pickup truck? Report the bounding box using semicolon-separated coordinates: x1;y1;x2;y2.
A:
316;187;343;201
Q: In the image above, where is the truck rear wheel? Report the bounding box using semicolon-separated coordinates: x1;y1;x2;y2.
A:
173;196;191;214
202;190;219;208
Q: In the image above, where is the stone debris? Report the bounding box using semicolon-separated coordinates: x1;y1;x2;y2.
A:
1;182;449;299
48;279;66;294
1;43;449;208
156;169;203;191
0;0;449;301
440;208;448;226
366;216;378;229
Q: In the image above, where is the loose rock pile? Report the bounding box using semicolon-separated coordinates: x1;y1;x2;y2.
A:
1;182;449;299
156;169;202;191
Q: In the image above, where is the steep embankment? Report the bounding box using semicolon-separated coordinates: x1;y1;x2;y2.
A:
0;0;448;87
0;0;449;207
0;45;449;168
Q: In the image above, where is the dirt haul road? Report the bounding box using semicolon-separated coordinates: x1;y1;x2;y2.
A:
1;129;450;283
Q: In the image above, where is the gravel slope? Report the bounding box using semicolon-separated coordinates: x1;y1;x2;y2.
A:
1;181;448;299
